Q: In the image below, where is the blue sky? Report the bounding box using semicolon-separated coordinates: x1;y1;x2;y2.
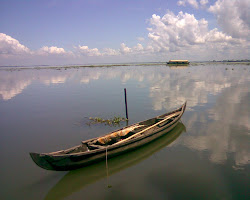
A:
0;0;249;65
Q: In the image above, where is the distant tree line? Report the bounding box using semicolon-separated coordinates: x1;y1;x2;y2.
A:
212;59;250;62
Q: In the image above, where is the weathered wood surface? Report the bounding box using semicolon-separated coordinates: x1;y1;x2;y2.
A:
30;102;187;171
115;111;181;145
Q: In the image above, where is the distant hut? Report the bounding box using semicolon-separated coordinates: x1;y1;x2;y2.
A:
167;60;190;65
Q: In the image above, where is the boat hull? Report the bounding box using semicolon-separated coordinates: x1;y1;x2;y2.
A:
45;122;185;200
30;102;186;171
167;60;190;65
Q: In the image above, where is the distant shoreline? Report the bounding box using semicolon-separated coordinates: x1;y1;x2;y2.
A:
0;62;166;71
0;60;249;70
192;61;250;66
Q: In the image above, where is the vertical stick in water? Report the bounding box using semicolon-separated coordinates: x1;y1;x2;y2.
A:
106;147;111;188
124;88;128;120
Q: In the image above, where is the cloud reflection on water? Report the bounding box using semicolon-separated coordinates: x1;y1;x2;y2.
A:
1;65;248;105
0;65;249;168
174;83;249;167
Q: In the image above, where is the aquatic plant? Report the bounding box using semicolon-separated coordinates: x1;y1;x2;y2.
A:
87;116;128;126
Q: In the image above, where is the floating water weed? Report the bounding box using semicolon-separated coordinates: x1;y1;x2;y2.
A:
87;116;128;126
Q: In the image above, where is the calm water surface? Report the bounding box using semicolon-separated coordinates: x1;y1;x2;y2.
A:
0;64;249;200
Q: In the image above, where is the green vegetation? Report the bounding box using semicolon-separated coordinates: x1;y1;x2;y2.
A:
87;116;128;126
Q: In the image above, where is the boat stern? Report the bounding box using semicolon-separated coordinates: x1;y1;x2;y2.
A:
183;101;187;112
30;152;54;171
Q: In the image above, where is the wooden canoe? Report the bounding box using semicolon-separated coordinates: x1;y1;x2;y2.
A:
30;102;186;171
45;122;186;200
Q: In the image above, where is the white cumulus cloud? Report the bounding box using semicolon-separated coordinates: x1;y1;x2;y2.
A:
0;33;30;55
147;11;243;54
132;43;144;52
77;45;102;56
208;0;250;39
120;43;131;54
38;46;66;55
200;0;208;6
102;48;119;56
1;0;249;66
177;0;199;9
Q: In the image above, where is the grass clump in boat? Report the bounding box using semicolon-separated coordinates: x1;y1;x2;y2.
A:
87;116;128;126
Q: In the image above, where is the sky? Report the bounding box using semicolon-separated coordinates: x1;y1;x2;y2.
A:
0;0;249;66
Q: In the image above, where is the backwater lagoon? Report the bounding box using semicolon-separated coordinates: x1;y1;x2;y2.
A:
0;63;249;200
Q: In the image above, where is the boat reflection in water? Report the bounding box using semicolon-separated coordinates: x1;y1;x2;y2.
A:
168;65;189;69
45;122;186;200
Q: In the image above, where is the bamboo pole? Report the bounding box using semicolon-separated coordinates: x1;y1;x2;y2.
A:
115;111;182;145
124;88;128;120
